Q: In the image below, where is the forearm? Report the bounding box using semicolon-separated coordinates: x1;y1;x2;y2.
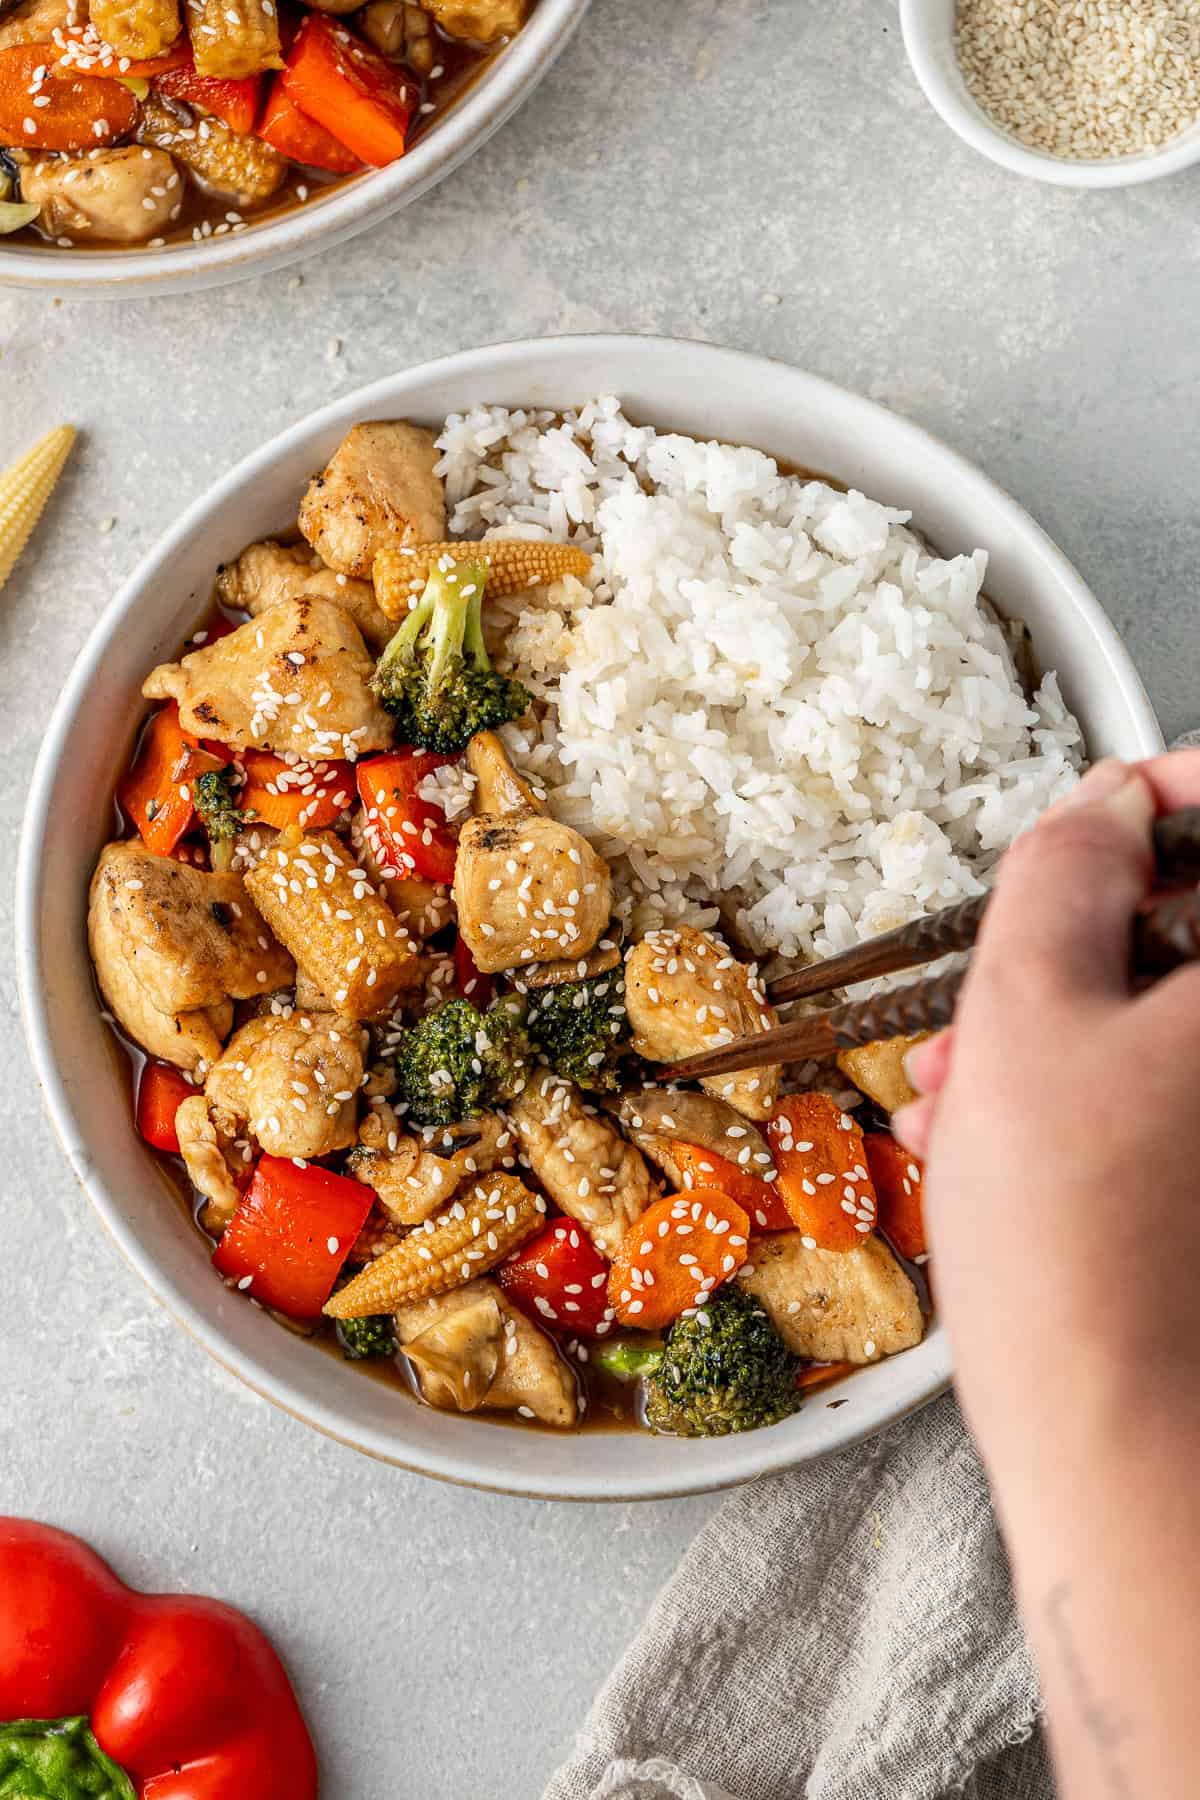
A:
968;1365;1200;1800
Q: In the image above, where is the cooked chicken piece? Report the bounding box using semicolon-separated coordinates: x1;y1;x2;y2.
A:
361;0;434;66
143;598;392;761
509;1074;654;1259
175;1094;243;1232
453;813;612;974
395;1279;577;1426
89;868;231;1070
0;0;70;49
836;1034;927;1115
243;830;422;1021
139;96;284;207
610;1088;776;1184
298;421;445;579
216;540;394;653
740;1232;923;1365
205;1013;367;1160
92;0;180;59
349;1105;512;1226
349;807;452;939
293;967;333;1011
351;1205;406;1262
90;841;292;1017
624;925;780;1121
465;730;545;817
16;148;179;244
418;0;528;45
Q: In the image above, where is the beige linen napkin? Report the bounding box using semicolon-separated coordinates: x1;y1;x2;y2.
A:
543;1395;1050;1800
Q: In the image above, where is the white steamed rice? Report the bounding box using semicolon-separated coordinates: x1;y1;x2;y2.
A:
434;397;1084;965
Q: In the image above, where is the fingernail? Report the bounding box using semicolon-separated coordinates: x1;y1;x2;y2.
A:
902;1044;927;1092
1057;759;1128;810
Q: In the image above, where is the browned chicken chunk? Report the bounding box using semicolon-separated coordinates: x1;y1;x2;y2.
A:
0;0;72;50
740;1232;923;1365
243;830;423;1020
175;1093;243;1231
205;1013;367;1160
89;869;231;1071
624;925;780;1120
453;813;613;973
17;148;180;243
91;0;180;59
216;540;394;652
142;597;393;760
836;1034;927;1115
349;1105;512;1226
298;421;445;579
89;841;293;1017
419;0;529;45
509;1074;655;1258
395;1279;577;1426
611;1088;777;1184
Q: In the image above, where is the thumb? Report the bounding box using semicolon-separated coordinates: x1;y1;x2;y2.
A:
970;760;1155;1004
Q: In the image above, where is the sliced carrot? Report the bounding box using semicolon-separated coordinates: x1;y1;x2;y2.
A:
238;749;356;832
667;1141;792;1233
258;77;362;173
865;1135;927;1262
156;63;263;135
118;704;225;857
280;14;415;167
608;1188;750;1330
767;1093;878;1253
796;1360;856;1392
0;46;138;151
52;28;191;78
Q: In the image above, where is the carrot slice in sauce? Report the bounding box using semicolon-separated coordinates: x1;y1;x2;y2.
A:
118;704;225;857
239;749;355;832
0;46;137;151
258;78;362;173
865;1135;927;1262
767;1093;878;1253
667;1141;792;1232
608;1188;750;1330
279;14;414;167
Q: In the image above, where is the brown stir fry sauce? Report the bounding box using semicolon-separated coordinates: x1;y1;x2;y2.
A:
0;0;533;253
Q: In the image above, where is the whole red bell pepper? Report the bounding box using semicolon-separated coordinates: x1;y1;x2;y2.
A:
0;1518;318;1799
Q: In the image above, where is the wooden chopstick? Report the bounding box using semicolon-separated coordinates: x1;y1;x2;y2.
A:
767;805;1200;1005
660;887;1200;1085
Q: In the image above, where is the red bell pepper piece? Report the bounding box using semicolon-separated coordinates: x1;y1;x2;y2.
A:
280;14;415;167
453;933;492;1009
213;1155;372;1319
156;62;263;135
865;1134;927;1261
0;1517;317;1800
355;749;460;885
118;705;227;858
666;1140;793;1232
135;1063;197;1154
499;1218;612;1335
258;78;363;173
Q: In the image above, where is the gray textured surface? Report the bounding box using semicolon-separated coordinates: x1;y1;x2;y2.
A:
0;0;1196;1793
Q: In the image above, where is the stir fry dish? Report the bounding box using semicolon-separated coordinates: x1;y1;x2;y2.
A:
89;416;929;1437
0;0;534;249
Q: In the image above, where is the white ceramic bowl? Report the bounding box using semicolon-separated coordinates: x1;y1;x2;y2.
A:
901;0;1200;188
17;334;1161;1499
0;0;588;295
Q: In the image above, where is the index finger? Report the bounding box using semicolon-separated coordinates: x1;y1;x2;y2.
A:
1132;748;1200;814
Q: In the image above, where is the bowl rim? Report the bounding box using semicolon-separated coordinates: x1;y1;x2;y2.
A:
16;333;1163;1499
0;0;589;294
898;0;1200;189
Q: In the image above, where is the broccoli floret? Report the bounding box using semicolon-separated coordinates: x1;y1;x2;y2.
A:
644;1286;803;1437
394;995;530;1127
525;967;631;1092
372;558;531;753
593;1336;665;1382
335;1313;397;1360
192;766;249;871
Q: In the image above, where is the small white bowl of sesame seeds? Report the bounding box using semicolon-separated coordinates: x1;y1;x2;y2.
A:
901;0;1200;188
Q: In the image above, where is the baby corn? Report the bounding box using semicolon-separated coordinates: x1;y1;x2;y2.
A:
325;1174;544;1317
374;540;592;618
0;425;75;595
186;0;283;76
